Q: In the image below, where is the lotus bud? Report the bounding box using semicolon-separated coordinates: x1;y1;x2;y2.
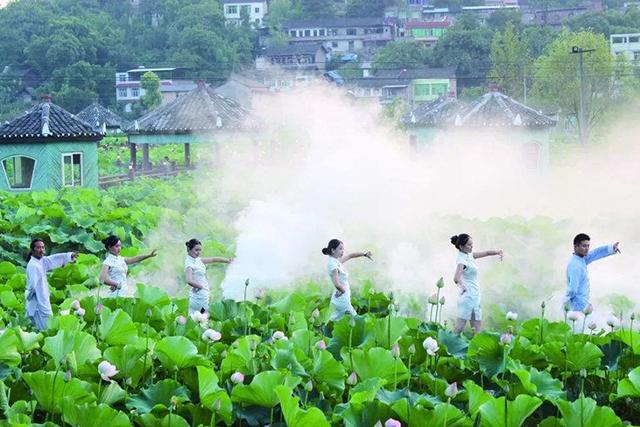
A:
541;301;546;309
230;372;244;384
408;344;416;355
60;309;70;316
316;340;327;350
349;317;356;327
95;303;104;314
632;312;636;321
170;396;178;409
505;311;518;321
97;360;119;381
500;332;513;345
202;329;222;342
391;342;400;358
244;278;250;287
212;398;221;411
587;322;597;331
436;277;445;288
439;296;445;305
74;308;86;317
70;300;81;310
346;372;358;386
563;302;571;312
422;337;439;356
580;368;587;378
64;370;72;382
255;288;266;300
428;293;438;305
125;377;132;386
385;419;402;427
389;292;394;301
304;380;313;392
272;331;287;341
145;308;153;318
369;288;376;295
444;381;458;397
606;315;620;328
250;340;258;351
583;305;593;315
176;315;187;325
567;311;581;322
220;350;228;358
311;308;320;319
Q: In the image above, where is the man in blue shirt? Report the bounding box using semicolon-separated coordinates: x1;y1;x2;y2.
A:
565;233;620;312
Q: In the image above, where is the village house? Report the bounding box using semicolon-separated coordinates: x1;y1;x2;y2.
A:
222;0;268;27
282;18;394;54
404;21;451;47
610;33;640;61
0;96;102;191
255;43;328;90
115;66;197;113
75;103;132;134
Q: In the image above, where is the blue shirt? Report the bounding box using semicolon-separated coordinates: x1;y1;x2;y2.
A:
565;244;615;311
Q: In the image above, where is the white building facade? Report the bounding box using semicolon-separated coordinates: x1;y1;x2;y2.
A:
610;33;640;61
223;0;268;27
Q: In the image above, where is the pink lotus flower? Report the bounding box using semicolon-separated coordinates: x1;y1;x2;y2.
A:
587;321;597;331
385;419;402;427
346;372;358;386
176;315;187;325
230;372;244;384
391;342;400;358
94;303;104;314
74;308;86;317
500;333;513;345
98;360;119;381
70;300;81;310
316;340;327;350
583;305;593;315
567;311;581;322
255;288;266;299
445;381;458;397
202;329;222;342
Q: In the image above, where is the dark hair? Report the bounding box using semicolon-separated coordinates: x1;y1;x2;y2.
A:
322;239;342;256
451;234;471;250
26;238;44;262
102;235;121;250
186;238;201;251
573;233;590;246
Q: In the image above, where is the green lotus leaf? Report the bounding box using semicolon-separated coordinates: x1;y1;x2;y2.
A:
0;329;20;367
155;336;205;370
99;379;126;405
403;402;472;427
6;273;26;291
103;344;147;388
270;293;307;315
509;336;547;369
270;348;307;376
0;262;17;278
275;385;331;427
12;327;42;352
467;332;505;378
542;341;603;371
519;319;571;344
99;307;139;346
345;347;409;388
438;329;469;358
23;371;95;414
374;316;408;348
138;413;190;427
478;394;542;427
311;349;346;394
349;377;386;404
0;291;20;310
510;365;565;401
231;370;300;408
617;366;640;397
126;379;191;414
464;380;493;418
556;395;622;427
327;316;375;360
43;329;100;372
136;284;171;308
209;300;239;321
220;335;261;376
337;400;395;427
196;366;233;425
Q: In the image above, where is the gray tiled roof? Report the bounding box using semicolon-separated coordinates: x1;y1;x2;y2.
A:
0;100;103;142
262;43;326;57
450;91;556;128
76;103;132;131
128;84;250;134
403;96;465;126
284;17;387;28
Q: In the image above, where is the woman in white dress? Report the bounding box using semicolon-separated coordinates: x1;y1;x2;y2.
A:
99;235;157;298
451;233;503;334
322;239;372;321
185;238;233;314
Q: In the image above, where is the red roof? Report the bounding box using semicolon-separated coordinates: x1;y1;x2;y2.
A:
406;21;450;28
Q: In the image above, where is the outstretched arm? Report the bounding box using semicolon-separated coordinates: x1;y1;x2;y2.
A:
585;243;619;265
340;251;372;264
473;249;503;260
125;249;157;265
42;252;77;271
202;257;233;265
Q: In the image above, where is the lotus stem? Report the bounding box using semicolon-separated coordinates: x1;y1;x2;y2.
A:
210;411;216;427
435;288;441;325
539;302;545;346
387;310;392;349
406;354;412;389
443;397;450;427
349;325;354;370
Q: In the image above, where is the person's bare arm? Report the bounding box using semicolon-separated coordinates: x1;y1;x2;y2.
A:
202;257;233;265
473;249;503;260
340;251;372;264
453;264;466;294
125;249;158;265
185;267;204;291
331;269;347;296
99;264;120;291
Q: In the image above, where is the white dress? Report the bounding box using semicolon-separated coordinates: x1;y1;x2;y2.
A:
327;257;357;321
25;253;73;330
103;253;129;298
456;251;482;321
185;255;209;313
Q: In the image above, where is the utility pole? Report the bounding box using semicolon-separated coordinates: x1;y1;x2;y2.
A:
570;46;595;147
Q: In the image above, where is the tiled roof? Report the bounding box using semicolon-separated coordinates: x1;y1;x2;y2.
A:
402;96;465;126
262;43;326;57
75;103;132;131
0;99;103;142
128;83;251;134
284;17;387;28
450;90;556;128
375;67;457;80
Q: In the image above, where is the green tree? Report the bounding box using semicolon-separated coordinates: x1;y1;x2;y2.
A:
140;71;162;111
488;22;530;100
345;0;386;17
265;0;302;28
531;30;636;143
373;41;431;71
300;0;337;19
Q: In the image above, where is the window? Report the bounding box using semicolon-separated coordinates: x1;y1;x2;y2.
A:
346;28;357;36
431;83;448;96
629;36;640;43
255;7;260;13
62;153;83;187
319;29;325;36
2;156;35;190
313;30;318;37
131;88;140;97
612;36;625;44
332;41;338;47
117;74;127;82
348;40;355;50
634;51;640;60
414;84;430;97
240;5;250;14
290;30;297;37
226;5;238;14
304;29;311;37
118;88;127;97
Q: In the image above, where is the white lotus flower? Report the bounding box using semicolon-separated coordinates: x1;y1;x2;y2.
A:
202;329;222;342
190;311;208;325
567;311;581;322
422;337;439;356
70;300;81;310
230;372;244;384
98;360;119;381
505;311;518;321
606;315;620;328
272;331;287;341
74;308;86;317
444;381;458;397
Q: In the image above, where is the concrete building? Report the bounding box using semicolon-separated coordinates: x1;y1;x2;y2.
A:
610;33;640;61
223;0;268;27
115;67;197;112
